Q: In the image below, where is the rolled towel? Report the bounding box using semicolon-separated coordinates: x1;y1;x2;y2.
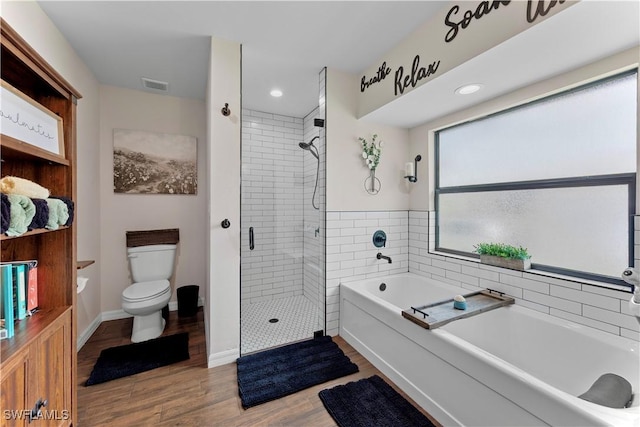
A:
45;198;69;230
28;198;50;231
1;194;9;234
6;194;36;237
579;373;633;408
0;176;50;199
50;196;74;226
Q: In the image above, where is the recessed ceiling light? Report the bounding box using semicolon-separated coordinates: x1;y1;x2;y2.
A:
270;89;283;97
455;84;483;95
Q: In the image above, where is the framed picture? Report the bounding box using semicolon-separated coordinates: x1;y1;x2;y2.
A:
0;80;64;157
113;129;197;194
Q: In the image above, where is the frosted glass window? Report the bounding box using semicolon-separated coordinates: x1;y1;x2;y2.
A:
435;71;637;284
439;72;637;187
438;185;630;278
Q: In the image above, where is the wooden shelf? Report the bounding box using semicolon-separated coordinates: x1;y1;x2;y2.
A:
1;18;79;425
77;260;95;270
0;306;71;362
0;226;69;241
1;134;69;166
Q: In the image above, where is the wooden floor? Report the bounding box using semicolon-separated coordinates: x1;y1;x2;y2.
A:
77;309;441;426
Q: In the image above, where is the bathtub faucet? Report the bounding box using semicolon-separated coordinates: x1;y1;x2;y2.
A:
377;252;392;264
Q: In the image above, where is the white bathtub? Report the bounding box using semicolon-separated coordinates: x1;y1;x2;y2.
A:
340;273;640;427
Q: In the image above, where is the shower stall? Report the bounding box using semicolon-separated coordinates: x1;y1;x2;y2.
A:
240;70;326;355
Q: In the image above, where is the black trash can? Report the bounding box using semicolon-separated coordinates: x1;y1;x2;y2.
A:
177;285;199;317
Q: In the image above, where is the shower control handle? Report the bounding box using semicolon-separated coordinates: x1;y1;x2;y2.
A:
249;227;254;250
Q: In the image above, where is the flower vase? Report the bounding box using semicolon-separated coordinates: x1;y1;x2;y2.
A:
365;168;380;195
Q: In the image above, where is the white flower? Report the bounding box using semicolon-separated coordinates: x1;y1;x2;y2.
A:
358;134;383;170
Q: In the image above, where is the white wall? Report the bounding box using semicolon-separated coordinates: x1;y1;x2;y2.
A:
0;1;102;339
326;68;411;212
98;86;207;313
206;37;241;367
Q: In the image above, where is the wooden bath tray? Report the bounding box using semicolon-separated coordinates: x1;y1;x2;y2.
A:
402;289;515;329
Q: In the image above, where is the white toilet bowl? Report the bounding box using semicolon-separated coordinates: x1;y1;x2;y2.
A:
122;279;171;343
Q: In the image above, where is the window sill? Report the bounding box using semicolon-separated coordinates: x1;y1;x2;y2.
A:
429;250;633;294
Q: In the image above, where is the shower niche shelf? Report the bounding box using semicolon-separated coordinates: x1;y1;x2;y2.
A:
402;289;515;329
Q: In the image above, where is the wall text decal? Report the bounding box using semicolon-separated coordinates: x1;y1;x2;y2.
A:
361;61;392;93
394;55;441;96
445;0;567;43
526;0;566;23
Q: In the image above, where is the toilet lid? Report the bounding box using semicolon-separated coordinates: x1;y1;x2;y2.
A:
123;280;170;301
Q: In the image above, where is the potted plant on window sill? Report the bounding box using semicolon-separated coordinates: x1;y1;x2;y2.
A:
474;242;531;271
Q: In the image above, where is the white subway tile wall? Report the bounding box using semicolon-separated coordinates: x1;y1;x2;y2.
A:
325;210;409;335
241;109;305;303
302;102;326;332
328;209;638;340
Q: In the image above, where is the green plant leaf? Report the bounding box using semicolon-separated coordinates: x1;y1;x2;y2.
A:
473;242;531;260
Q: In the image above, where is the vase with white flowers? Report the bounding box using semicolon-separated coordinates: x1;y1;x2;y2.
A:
359;134;383;194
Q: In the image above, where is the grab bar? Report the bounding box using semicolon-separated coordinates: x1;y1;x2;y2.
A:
249;227;254;250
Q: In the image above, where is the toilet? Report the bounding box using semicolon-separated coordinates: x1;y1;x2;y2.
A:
122;244;177;342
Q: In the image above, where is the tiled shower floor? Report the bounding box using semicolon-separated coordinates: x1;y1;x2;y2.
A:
241;295;320;355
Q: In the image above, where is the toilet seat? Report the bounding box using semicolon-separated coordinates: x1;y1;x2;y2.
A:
123;280;170;302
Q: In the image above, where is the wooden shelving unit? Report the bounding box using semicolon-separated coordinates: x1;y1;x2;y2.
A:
1;18;81;426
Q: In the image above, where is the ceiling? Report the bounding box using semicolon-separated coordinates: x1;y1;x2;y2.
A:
38;1;639;128
37;1;446;118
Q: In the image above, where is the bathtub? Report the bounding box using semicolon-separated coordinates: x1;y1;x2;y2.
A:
340;273;640;427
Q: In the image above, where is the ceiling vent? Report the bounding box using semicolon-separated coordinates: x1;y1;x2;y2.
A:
141;77;169;92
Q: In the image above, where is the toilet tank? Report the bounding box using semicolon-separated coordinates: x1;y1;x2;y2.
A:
127;244;177;283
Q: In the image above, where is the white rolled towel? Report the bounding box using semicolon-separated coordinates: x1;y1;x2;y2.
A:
0;176;50;199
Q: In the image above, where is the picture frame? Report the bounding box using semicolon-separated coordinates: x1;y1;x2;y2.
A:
0;79;64;158
113;129;198;195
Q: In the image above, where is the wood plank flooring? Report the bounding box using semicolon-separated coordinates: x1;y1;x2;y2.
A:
77;309;441;426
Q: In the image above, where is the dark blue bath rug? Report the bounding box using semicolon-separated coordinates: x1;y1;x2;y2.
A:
236;336;359;408
319;375;436;427
85;332;190;386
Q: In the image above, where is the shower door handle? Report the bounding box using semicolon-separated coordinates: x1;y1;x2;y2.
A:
249;227;254;250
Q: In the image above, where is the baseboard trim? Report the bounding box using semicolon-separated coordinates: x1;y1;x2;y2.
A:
208;348;239;368
77;314;102;350
76;297;205;351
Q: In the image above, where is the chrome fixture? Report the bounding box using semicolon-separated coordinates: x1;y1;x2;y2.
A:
376;252;392;263
404;155;422;183
298;136;319;159
298;136;320;210
621;268;640;324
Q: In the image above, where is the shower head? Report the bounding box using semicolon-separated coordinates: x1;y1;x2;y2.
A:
298;136;319;159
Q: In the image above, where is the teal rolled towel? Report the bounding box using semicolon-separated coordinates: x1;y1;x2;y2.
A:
6;194;36;236
45;198;69;230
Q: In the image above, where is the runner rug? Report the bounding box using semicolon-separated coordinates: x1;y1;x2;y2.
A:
237;336;359;408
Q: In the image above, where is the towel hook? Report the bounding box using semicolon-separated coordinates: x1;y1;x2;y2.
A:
221;103;231;116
